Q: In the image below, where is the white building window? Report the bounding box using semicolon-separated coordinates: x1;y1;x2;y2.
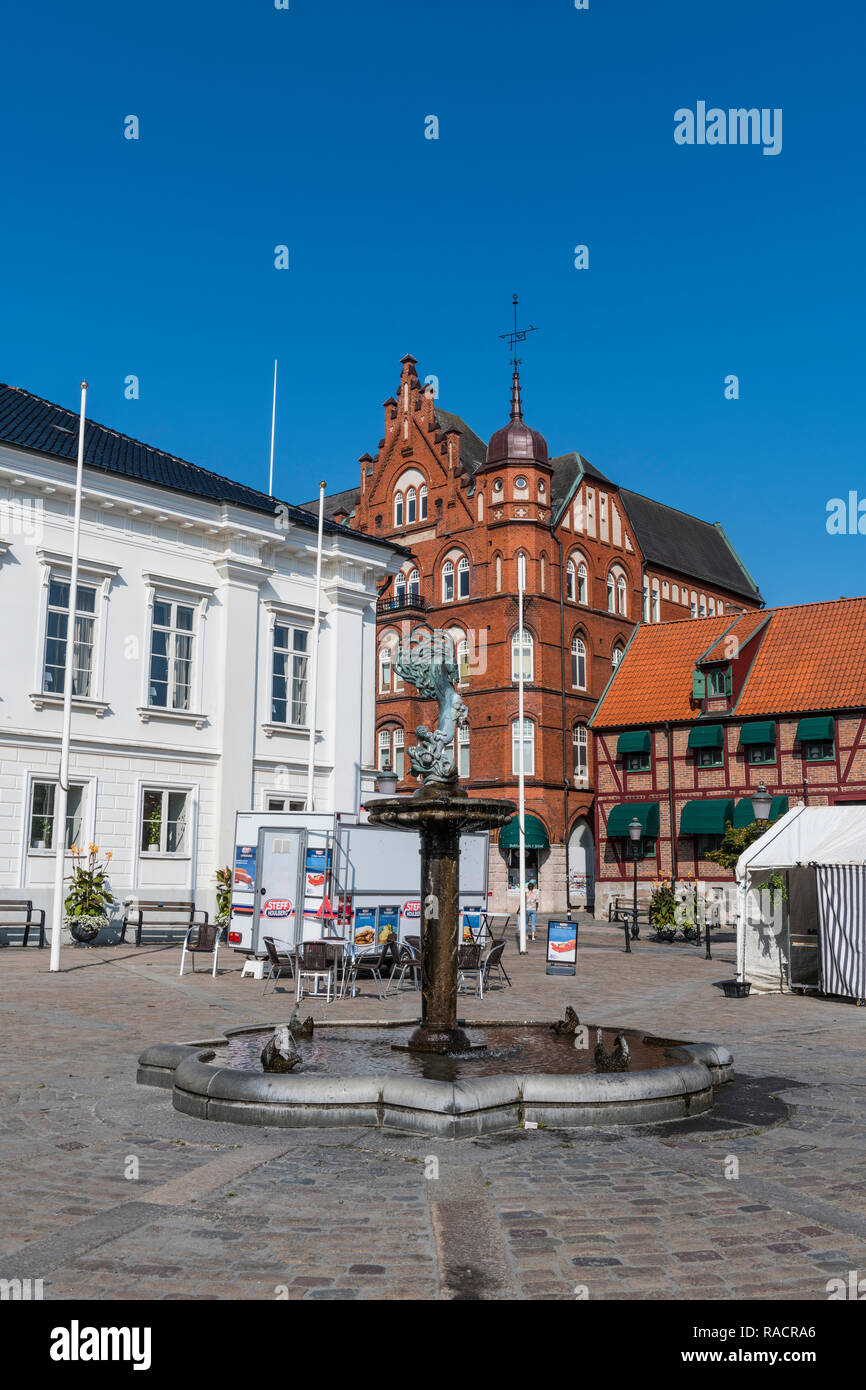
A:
442;561;455;602
495;555;502;591
457;725;470;779
691;591;698;618
511;629;533;682
419;485;428;520
571;636;586;689
511;718;535;776
378;728;392;771
699;594;707;617
457;638;470;686
540;554;546;592
43;577;97;697
457;556;470;599
272;625;309;725
577;562;588;604
29;781;84;850
566;559;576;601
617;574;627;616
573;725;588;782
394;572;405;603
643;579;650;622
394;492;404;527
394;727;405;778
407;487;417;524
140;788;189;855
407;569;420;601
607;573;615;613
652;581;660;623
672;584;679;604
612;643;624;670
148;599;195;710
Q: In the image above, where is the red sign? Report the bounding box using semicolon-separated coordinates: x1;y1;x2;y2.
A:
263;899;293;918
403;900;421;919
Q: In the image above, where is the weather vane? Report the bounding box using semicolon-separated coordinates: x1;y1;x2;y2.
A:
499;293;538;371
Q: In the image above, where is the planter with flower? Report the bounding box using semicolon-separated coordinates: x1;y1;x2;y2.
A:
648;877;678;942
65;844;115;943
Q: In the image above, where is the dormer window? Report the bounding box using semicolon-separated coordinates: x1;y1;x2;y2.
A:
706;667;731;698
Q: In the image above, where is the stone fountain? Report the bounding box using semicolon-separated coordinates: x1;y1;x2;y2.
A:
366;627;514;1053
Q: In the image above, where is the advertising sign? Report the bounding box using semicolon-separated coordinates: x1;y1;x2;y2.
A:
263;899;293;919
462;910;482;943
354;908;377;949
233;845;256;888
546;920;578;976
402;900;421;921
377;905;400;942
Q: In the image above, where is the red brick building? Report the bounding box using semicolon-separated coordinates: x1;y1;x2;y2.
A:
305;354;763;912
590;598;866;919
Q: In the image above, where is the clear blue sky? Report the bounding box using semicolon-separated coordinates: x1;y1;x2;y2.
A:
1;1;863;606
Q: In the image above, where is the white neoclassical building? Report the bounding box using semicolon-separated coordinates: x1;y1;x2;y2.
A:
0;382;403;925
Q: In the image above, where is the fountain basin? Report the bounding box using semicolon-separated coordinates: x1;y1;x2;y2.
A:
137;1023;733;1139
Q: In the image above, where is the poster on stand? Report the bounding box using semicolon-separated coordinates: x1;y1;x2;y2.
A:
353;908;377;949
546;921;578;976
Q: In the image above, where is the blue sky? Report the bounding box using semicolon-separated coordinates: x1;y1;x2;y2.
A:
1;0;863;606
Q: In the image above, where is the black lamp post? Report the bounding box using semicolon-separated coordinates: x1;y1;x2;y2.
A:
627;816;642;954
752;781;773;821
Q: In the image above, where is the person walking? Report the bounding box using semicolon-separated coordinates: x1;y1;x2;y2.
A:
526;883;539;941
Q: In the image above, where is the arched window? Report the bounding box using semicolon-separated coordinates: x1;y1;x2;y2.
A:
378;645;392;693
394;492;404;528
378;728;391;771
442;560;455;602
540;554;546;592
394;572;406;604
477;491;483;522
407;568;420;601
577;562;588;604
511;718;535;775
457;637;470;686
407;487;417;524
566;559;576;602
699;594;707;618
573;724;588;781
517;551;527;590
393;727;405;777
607;573;615;612
612;643;624;670
672;584;679;604
617;574;627;616
511;629;533;682
690;591;698;618
708;596;715;616
652;580;660;623
571;636;586;689
495;554;502;591
643;578;650;622
419;485;428;521
457;556;470;599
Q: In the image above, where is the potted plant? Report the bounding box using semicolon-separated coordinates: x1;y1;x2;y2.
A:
65;844;115;943
649;877;678;942
215;865;232;941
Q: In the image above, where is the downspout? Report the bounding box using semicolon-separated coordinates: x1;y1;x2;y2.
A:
665;720;678;890
554;531;570;911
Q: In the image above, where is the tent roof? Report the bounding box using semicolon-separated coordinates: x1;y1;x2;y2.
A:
736;805;866;877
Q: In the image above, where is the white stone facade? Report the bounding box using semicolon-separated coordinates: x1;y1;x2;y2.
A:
0;437;400;928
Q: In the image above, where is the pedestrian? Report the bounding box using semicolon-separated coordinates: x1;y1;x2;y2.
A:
526;883;539;941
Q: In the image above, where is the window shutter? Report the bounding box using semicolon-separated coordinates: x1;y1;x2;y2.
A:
692;668;706;699
724;666;733;696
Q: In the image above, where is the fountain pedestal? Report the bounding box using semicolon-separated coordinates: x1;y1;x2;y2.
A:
367;786;514;1054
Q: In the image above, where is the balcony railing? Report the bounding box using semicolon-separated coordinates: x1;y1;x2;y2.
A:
377;592;428;615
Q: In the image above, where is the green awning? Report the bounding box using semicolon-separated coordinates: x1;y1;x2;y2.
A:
687;724;724;750
606;802;660;838
739;721;776;747
795;717;834;744
616;730;651;755
680;798;734;835
733;795;789;828
499;813;549;850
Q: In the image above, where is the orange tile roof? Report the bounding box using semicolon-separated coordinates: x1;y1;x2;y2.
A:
698;609;769;662
591;597;866;728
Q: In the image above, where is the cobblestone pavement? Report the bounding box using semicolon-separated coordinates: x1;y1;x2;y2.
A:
1;919;864;1300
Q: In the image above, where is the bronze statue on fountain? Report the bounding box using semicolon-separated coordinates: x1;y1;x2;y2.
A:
366;628;514;1054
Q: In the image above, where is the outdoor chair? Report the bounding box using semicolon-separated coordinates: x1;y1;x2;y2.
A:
179;922;221;977
0;899;46;948
456;943;483;995
261;936;295;996
346;937;398;1000
296;941;334;1002
386;940;422;996
486;935;512;988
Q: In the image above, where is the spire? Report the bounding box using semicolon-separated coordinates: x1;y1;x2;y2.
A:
510;370;523;422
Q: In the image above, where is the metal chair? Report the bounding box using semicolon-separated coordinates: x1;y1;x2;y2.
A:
386;940;422;996
261;936;295;995
456;943;483;996
295;941;333;1002
179;922;221;977
346;937;397;1000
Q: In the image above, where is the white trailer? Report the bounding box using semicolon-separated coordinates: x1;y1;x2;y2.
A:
227;809;489;957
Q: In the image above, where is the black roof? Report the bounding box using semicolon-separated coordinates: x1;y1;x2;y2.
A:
433;408;488;476
549;451;612;510
619;488;762;601
0;382;398;550
298;484;361;521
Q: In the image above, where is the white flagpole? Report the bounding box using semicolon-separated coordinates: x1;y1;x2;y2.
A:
305;481;326;813
49;380;88;972
268;360;278;497
517;558;527;954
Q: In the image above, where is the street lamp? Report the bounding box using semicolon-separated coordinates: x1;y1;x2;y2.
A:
752;781;773;821
626;816;642;954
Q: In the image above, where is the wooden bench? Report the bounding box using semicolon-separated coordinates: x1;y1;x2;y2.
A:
0;900;46;948
120;900;208;947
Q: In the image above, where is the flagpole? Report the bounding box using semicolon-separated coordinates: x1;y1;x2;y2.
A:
49;380;88;972
268;360;277;497
517;558;527;954
305;482;326;813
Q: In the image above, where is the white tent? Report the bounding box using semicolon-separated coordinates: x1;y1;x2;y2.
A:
736;805;866;997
